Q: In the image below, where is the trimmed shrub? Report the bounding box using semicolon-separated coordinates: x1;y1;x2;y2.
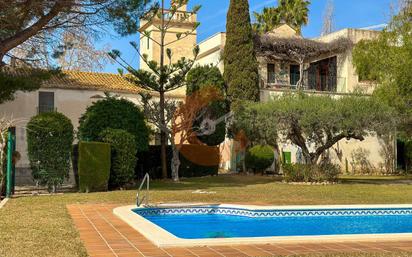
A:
245;145;274;173
283;163;340;183
100;128;137;189
78;97;149;151
135;145;219;179
78;141;111;192
27;112;74;191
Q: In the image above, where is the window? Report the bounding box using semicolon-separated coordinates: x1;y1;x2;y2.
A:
290;65;300;85
38;91;55;113
267;63;276;83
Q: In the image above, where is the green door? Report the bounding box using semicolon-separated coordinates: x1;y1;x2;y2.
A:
283;151;292;164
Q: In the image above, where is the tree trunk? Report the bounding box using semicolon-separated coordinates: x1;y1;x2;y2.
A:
0;52;5;66
159;0;168;179
159;92;168;179
171;145;180;182
297;60;305;89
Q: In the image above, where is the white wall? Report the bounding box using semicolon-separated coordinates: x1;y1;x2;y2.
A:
0;88;151;169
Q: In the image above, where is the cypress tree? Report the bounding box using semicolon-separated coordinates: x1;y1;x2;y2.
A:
224;0;260;103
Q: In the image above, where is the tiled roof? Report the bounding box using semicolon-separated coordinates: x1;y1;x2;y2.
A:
2;68;185;98
43;70;142;93
44;70;186;98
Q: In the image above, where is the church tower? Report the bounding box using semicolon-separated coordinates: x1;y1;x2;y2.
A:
139;1;198;71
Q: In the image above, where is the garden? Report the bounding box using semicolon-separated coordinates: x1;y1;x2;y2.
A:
1;0;412;256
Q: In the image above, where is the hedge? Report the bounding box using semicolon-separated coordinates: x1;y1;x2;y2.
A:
245;145;274;173
26;112;74;191
283;163;340;183
100;128;137;189
78;141;111;192
135;145;219;179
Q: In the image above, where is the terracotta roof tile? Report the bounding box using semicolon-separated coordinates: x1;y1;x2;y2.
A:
43;70;144;94
2;68;185;98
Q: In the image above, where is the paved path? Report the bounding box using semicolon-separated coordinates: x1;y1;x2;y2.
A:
67;204;412;257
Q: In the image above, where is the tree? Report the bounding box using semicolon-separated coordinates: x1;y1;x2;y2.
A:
0;0;150;103
27;112;74;192
78;96;149;151
235;94;396;165
109;0;201;179
0;0;150;65
55;32;113;72
224;0;260;103
186;65;227;146
0;68;55;104
352;4;412;136
253;7;280;34
170;86;224;180
252;0;310;34
321;0;335;36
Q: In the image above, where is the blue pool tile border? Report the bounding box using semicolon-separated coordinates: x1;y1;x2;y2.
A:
133;206;412;218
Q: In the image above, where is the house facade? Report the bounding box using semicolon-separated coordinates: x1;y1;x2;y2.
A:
0;71;184;186
196;24;393;174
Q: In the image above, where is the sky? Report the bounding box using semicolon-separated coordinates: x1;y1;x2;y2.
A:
101;0;394;73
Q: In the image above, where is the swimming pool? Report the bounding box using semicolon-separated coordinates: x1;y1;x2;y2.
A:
114;204;412;247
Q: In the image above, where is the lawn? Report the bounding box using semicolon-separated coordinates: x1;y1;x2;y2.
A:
1;175;412;257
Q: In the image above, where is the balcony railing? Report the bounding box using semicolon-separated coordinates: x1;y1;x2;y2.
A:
153;9;196;23
263;76;346;93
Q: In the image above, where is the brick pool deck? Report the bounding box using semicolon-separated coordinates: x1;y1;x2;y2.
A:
67;204;412;257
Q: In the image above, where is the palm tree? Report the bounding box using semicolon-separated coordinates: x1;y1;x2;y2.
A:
277;0;310;34
252;0;310;35
253;7;280;34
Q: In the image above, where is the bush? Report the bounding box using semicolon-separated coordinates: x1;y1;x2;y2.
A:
78;141;111;192
283;163;340;183
245;145;274;173
186;65;227;146
27;112;74;191
100;128;137;189
78;96;149;151
135;145;219;179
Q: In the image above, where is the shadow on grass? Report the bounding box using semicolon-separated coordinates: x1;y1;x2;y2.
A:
145;174;282;191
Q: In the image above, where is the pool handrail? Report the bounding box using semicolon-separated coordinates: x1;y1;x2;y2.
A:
137;173;150;207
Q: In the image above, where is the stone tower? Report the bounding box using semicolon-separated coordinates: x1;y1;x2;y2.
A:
139;1;197;71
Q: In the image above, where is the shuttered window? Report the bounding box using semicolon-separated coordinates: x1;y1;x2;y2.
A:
38;92;55;113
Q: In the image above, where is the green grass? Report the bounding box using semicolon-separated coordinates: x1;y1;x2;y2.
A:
1;175;412;257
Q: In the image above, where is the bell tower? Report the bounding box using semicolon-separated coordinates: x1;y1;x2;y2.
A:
139;1;197;71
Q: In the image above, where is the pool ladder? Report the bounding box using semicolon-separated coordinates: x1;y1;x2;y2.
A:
136;173;150;207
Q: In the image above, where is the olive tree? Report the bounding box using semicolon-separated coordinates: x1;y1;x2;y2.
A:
234;94;396;165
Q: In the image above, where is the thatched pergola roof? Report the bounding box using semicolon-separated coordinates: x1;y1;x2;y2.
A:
254;33;353;62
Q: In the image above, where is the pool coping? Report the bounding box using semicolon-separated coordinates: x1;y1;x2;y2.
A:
113;204;412;248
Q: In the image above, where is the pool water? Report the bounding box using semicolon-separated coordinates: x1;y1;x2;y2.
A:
136;208;412;239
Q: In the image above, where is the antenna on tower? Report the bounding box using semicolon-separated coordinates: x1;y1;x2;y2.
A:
321;0;335;36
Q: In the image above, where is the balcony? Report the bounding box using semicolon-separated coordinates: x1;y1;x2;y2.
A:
263;75;346;93
140;9;197;30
